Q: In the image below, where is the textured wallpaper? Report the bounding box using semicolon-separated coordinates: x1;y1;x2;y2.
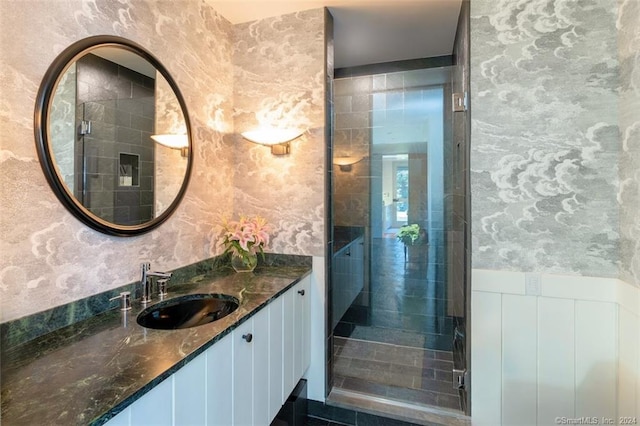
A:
232;9;326;257
470;0;621;276
618;0;640;286
0;0;235;322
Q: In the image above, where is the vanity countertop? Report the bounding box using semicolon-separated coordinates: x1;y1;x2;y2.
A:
0;264;312;426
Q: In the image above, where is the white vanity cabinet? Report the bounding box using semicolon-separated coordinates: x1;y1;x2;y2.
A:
104;274;311;426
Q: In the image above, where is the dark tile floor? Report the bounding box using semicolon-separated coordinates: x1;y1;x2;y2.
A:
333;337;461;411
334;235;454;352
332;233;461;412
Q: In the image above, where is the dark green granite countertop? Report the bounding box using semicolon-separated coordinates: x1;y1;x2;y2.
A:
0;264;311;426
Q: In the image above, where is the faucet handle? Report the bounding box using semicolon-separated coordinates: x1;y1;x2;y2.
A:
157;278;169;298
109;291;132;311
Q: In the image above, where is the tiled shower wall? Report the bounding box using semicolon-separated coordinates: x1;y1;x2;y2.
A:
333;77;371;228
76;54;156;225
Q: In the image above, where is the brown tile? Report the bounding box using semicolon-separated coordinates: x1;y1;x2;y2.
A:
434;369;453;383
340;376;389;398
418;377;459;396
421;358;452;371
334;356;352;376
369;369;414;388
436;393;462;410
389;363;423;378
420;367;436;380
384;386;438;406
434;350;453;361
372;346;424;367
350;357;391;372
336;339;376;359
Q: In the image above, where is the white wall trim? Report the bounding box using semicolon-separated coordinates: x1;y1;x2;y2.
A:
471;269;640;425
472;269;640;315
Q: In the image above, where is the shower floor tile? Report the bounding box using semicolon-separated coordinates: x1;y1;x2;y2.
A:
333;337;461;412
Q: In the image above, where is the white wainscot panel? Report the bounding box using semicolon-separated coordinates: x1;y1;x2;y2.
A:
471;290;502;425
619;306;639;417
472;269;640;426
537;297;575;424
501;294;537;425
574;301;617;419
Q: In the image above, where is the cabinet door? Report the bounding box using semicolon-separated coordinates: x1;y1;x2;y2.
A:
174;351;206;425
301;276;311;374
293;276;311;380
233;318;254;426
104;407;130;426
252;307;270;426
268;296;284;421
206;333;233;426
129;375;173;426
282;287;295;400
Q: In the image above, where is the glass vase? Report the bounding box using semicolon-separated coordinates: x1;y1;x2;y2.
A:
231;251;258;273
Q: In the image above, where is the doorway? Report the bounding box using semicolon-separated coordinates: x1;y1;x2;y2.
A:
387;155;409;229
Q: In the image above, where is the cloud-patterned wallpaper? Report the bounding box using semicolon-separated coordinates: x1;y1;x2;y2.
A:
0;0;235;322
470;0;623;277
618;0;640;286
232;9;326;257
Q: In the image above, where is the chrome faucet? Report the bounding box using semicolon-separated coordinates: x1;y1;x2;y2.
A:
140;263;172;305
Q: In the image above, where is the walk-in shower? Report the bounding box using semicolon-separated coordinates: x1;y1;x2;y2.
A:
327;62;469;420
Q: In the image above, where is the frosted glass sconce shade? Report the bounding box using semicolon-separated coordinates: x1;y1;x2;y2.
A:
241;127;303;155
151;134;189;157
333;156;364;171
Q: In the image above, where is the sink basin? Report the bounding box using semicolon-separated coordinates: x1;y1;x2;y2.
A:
137;294;239;330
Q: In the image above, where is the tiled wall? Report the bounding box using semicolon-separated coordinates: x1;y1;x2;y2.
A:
0;0;235;322
76;54;156;225
232;9;326;257
471;269;640;425
333;76;370;229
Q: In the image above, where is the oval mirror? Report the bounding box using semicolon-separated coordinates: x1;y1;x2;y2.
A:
35;36;192;236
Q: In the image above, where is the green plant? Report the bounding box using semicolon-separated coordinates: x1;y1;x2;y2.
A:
396;224;420;245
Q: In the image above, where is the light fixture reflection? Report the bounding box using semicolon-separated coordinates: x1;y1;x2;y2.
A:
150;134;188;157
333;156;364;172
241;127;303;155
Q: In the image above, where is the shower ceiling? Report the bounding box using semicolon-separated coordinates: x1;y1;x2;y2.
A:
206;0;463;68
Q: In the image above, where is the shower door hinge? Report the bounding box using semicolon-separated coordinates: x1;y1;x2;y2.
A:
453;368;468;390
80;120;92;135
452;92;467;112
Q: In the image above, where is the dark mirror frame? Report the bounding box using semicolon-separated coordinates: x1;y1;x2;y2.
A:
34;35;193;237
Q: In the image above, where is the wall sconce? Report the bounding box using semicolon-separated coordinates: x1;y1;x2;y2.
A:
333;156;364;172
241;127;303;155
150;134;189;157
